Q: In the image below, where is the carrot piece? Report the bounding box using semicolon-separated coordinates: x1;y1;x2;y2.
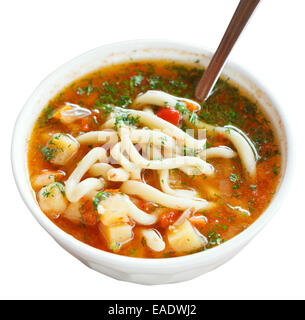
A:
52;105;72;120
103;188;120;194
184;101;199;112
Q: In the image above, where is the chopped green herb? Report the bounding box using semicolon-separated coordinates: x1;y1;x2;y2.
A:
175;101;188;115
93;192;111;210
93;115;98;124
109;242;120;252
86;84;93;96
270;165;280;175
188;111;197;124
40;146;56;161
130;249;137;256
94;101;113;116
130;73;144;86
114;113;140;129
77;87;85;95
230;173;238;183
42;182;65;197
206;227;225;248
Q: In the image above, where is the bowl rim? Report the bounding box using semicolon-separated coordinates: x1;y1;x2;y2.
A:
11;39;293;270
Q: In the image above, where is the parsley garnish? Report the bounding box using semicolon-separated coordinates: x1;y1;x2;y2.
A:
130;249;137;256
114;113;140;129
77;84;93;96
109;242;120;252
42;182;65;198
94;101;113;116
270;165;280;175
40;146;56;161
130;73;144;87
93;192;111;210
175;101;188;115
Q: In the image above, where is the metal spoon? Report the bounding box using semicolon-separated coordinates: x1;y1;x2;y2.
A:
195;0;260;101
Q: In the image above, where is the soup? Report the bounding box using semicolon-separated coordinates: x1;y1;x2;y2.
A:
27;60;281;258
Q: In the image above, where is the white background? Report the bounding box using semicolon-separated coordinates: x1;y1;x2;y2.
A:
1;0;304;300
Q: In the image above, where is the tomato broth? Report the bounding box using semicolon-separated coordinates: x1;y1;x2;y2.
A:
28;60;281;258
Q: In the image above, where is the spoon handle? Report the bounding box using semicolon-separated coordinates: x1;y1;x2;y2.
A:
195;0;260;101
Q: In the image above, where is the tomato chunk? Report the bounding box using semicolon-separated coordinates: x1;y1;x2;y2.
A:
79;198;99;226
159;210;180;229
81;118;90;131
157;107;181;126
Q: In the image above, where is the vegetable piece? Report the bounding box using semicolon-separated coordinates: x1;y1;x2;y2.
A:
159;210;180;229
46;133;80;165
99;223;133;250
184;100;200;112
81;118;90;131
38;182;67;219
33;170;65;188
156;107;181;126
93;192;111;210
53;103;91;124
189;215;208;227
63;193;101;225
98;194;130;226
63;202;82;223
167;219;207;253
79;199;99;226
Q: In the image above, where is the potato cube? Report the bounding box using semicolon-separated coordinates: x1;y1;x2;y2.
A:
62;202;82;223
99;194;130;226
167;220;206;253
99;223;133;250
38;182;67;219
41;133;79;166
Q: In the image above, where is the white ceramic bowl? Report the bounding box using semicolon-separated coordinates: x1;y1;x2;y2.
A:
11;40;290;285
